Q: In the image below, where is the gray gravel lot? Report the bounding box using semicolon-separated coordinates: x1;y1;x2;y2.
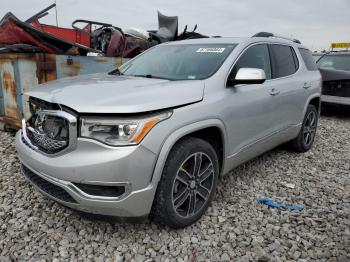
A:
0;115;349;262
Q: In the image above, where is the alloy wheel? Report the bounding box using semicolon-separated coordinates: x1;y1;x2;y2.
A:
303;111;317;146
171;152;215;218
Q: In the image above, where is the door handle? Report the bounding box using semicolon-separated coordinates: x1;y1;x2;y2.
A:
270;88;280;96
303;82;311;89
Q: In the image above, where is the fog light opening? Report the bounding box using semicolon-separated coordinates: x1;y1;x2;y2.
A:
73;183;126;198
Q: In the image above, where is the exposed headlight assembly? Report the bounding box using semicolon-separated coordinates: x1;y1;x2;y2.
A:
80;111;172;146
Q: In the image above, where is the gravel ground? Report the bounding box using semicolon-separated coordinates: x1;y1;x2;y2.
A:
0;114;349;262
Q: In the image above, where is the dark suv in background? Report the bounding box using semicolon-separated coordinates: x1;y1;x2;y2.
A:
317;52;350;106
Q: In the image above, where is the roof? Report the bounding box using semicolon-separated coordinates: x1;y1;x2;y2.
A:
164;36;306;48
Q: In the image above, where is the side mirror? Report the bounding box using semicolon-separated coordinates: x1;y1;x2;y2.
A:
227;68;266;87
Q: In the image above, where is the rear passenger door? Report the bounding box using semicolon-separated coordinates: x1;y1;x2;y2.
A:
267;44;306;129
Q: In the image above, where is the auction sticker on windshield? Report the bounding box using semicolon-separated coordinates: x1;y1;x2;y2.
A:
196;48;226;53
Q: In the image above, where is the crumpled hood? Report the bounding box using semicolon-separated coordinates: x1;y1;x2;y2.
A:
26;73;204;113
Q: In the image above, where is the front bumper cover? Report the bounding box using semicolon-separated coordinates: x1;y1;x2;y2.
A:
321;95;350;106
16;131;158;217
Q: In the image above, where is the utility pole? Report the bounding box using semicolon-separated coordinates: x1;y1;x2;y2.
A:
55;0;59;26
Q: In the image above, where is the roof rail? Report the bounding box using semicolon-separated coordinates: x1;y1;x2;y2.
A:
252;32;301;44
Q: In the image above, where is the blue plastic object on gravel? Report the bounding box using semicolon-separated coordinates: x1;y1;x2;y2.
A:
256;196;303;212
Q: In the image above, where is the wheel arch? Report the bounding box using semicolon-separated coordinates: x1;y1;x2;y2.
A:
150;119;227;185
302;94;321;119
309;96;321;112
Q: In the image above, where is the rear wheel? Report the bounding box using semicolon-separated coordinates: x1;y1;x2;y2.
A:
151;137;219;228
289;104;318;152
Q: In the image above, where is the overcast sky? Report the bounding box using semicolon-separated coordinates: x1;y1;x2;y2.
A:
1;0;349;51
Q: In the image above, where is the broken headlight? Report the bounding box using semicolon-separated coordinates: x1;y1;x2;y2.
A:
80;111;172;146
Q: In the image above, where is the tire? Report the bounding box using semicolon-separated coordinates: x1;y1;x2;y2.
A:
289;104;318;152
151;137;219;228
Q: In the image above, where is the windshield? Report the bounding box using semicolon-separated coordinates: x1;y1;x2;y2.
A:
118;44;236;80
317;54;350;71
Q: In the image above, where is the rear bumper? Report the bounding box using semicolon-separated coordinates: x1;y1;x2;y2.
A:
15;131;158;217
321;95;350;105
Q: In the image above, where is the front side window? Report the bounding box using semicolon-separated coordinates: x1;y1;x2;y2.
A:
230;44;272;80
269;44;298;78
118;44;236;80
317;54;350;71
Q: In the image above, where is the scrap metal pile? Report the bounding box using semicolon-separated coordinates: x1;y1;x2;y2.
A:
0;4;208;58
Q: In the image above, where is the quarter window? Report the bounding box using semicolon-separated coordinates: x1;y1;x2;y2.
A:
299;48;318;71
269;44;298;78
230;44;272;80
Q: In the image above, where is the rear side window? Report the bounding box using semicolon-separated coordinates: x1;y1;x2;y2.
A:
299;48;318;71
269;44;299;78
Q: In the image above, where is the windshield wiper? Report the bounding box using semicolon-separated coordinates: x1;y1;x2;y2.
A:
133;74;155;78
132;74;171;80
108;68;124;75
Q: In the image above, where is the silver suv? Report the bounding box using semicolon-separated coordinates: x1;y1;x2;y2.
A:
16;34;322;228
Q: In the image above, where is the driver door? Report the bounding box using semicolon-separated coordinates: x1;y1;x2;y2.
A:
224;44;282;168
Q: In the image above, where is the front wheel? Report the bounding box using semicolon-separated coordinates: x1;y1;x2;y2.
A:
151;137;219;228
289;104;318;152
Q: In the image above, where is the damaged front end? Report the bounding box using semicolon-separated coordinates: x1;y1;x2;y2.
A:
22;97;77;156
319;68;350;106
